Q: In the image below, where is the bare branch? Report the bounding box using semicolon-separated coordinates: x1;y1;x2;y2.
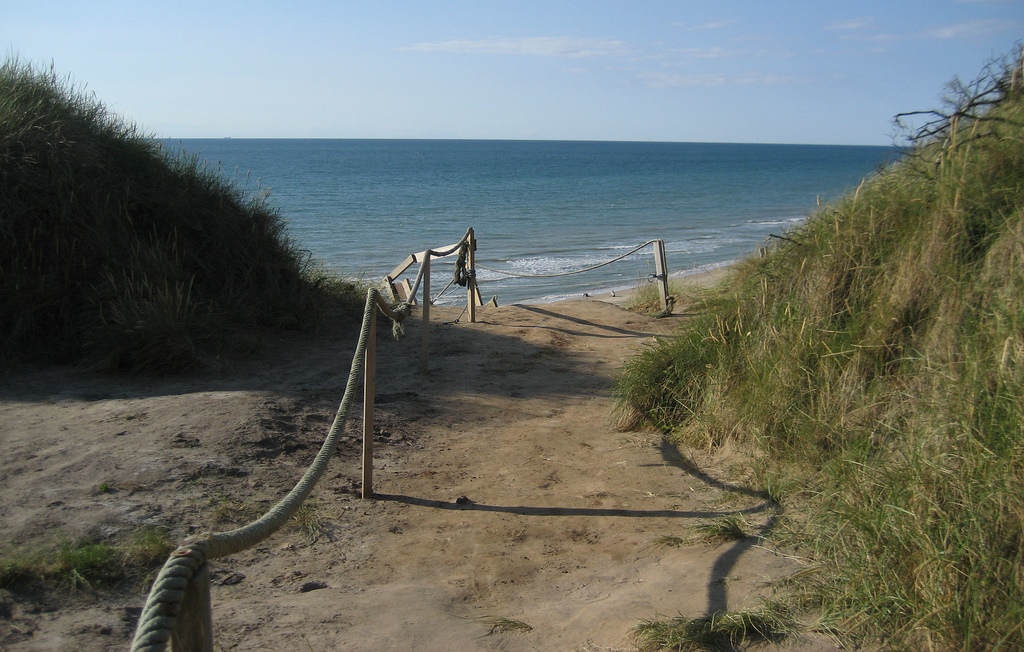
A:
894;42;1024;146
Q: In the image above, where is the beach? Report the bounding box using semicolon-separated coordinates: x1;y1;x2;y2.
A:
0;268;832;651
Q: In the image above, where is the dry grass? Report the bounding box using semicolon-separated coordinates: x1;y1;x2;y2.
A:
617;48;1024;650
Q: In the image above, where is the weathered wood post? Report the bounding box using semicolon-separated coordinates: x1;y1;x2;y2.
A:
420;253;431;374
653;239;670;313
362;302;377;499
170;563;214;652
466;228;477;324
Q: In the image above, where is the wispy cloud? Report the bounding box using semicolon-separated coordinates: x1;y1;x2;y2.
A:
638;71;798;88
672;46;745;59
401;37;627;58
672;20;734;31
829;17;1016;42
825;18;875;31
666;46;795;61
922;19;1016;39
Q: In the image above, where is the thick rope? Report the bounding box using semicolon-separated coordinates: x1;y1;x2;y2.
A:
476;240;659;279
130;288;408;652
405;230;474;304
430;242;471;304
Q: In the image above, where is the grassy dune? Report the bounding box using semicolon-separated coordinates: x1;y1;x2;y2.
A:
0;59;361;372
620;50;1024;650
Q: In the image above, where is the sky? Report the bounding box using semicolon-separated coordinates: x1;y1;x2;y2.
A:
3;1;1022;145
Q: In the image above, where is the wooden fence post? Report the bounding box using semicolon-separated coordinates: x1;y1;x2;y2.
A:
170;563;214;652
362;304;377;499
653;239;670;313
466;228;477;324
420;253;431;374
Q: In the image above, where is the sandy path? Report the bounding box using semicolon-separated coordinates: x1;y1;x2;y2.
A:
0;290;831;651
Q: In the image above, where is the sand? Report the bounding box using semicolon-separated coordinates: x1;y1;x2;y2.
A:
0;272;838;651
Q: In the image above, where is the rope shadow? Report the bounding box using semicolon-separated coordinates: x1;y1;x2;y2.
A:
706;513;780;615
509;304;655;339
373;492;770;520
654;439;770;500
654;437;783;616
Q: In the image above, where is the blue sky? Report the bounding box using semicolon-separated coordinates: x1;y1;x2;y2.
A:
4;1;1021;144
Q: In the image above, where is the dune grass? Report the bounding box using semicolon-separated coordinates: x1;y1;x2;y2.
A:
617;48;1024;649
633;602;797;652
0;58;363;372
0;527;174;592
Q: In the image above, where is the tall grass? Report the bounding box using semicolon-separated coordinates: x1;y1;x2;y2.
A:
0;58;362;372
618;49;1024;650
0;527;174;591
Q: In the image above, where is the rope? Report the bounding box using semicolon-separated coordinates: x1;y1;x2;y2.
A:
405;229;474;305
476;240;659;279
130;289;409;652
430;242;472;304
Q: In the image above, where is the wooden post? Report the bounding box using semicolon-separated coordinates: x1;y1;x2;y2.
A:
420;253;431;374
653;239;670;313
466;228;477;323
170;563;214;652
362;304;377;499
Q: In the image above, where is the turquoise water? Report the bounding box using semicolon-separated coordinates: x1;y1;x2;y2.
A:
169;139;896;304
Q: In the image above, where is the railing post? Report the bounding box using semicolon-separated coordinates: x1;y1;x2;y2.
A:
420;253;431;374
362;303;377;499
170;563;214;652
466;228;477;323
653;239;670;313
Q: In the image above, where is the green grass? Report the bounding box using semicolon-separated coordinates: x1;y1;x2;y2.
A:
0;58;365;372
0;527;174;591
692;515;749;544
477;616;534;636
292;498;326;543
651;535;686;548
617;48;1024;650
625;276;715;317
633;602;797;651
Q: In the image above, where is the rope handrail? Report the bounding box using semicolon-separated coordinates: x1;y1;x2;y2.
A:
398;228;474;306
130;289;410;652
475;240;661;279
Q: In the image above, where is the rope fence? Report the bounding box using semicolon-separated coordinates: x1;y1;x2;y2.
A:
129;228;669;650
475;239;663;279
130;288;410;652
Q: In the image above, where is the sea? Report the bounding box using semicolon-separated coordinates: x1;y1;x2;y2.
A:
166;139;898;305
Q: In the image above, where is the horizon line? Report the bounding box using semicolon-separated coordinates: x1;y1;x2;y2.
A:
161;135;897;148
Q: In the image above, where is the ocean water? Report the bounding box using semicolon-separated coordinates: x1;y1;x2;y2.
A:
168;139;897;305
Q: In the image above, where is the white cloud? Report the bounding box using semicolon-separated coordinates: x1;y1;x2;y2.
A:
826;18;875;31
671;20;734;31
667;46;795;61
638;71;727;87
693;20;734;30
673;46;745;59
401;37;628;58
830;18;1017;43
922;19;1016;39
638;71;798;88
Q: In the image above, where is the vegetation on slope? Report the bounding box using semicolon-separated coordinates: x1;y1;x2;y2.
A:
0;59;361;372
619;49;1024;650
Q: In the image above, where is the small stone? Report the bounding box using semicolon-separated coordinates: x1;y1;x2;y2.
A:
299;581;328;593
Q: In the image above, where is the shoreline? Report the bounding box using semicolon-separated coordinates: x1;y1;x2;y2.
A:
496;259;736;307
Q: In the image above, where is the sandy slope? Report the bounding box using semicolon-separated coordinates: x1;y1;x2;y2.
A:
0;287;837;651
